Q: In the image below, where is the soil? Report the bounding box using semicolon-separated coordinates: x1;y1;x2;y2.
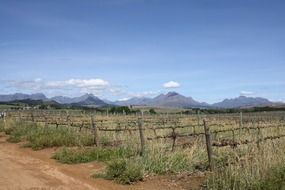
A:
0;133;204;190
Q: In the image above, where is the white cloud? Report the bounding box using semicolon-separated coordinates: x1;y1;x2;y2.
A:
46;79;109;90
163;81;180;89
128;90;161;98
118;98;130;101
240;91;255;97
5;78;161;100
7;78;115;97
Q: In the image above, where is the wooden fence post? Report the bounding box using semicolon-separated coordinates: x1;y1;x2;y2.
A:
138;117;145;156
79;121;84;132
3;112;7;129
44;115;48;128
232;129;235;142
203;119;213;171
239;111;243;137
197;110;200;127
91;114;99;146
257;127;262;150
171;127;177;152
66;114;70;127
31;111;36;127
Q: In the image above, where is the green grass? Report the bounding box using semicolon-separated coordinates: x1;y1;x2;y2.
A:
0;120;5;132
205;141;285;190
206;164;285;190
257;165;285;190
53;146;135;164
3;120;95;150
140;150;195;175
102;159;144;184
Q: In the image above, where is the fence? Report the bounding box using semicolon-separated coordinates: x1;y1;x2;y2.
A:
1;110;285;170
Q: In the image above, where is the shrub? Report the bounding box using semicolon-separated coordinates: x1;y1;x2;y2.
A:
104;159;144;184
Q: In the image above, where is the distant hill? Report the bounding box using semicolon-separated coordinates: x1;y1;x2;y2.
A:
70;94;108;107
0;92;280;109
0;99;60;107
51;94;101;104
212;96;272;108
115;92;209;108
0;93;48;102
114;97;152;106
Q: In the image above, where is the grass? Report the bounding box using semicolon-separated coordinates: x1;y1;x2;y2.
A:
3;119;95;150
103;159;144;184
53;139;204;184
0;120;5;132
53;146;135;164
205;139;285;190
3;112;285;187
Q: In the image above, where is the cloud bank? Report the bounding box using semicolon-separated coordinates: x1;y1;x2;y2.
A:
163;81;180;89
240;91;255;97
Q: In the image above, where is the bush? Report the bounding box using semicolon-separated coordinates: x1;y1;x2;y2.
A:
5;122;35;143
104;159;144;184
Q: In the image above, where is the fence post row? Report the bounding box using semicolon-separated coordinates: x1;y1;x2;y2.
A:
203;119;213;171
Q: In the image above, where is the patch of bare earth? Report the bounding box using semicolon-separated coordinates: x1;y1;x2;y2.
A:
0;133;204;190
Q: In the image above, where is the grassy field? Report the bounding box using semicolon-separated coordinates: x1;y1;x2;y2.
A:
1;110;285;188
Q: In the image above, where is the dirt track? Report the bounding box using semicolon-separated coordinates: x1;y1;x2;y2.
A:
0;133;203;190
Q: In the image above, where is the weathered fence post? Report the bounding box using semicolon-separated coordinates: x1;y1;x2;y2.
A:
91;114;99;146
232;129;235;142
66;114;70;127
257;127;262;150
239;111;243;137
79;121;84;132
171;127;177;152
138;117;145;156
44;114;48;128
203;119;213;171
3;111;7;129
197;110;200;127
31;111;35;125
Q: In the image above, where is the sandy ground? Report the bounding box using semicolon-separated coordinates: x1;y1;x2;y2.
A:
0;133;203;190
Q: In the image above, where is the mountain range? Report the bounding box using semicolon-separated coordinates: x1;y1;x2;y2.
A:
0;92;282;109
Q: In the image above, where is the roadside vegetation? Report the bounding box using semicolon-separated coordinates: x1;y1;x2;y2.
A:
1;111;285;188
2;119;94;150
205;140;285;190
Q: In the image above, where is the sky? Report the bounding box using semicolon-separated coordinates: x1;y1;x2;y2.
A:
0;0;285;103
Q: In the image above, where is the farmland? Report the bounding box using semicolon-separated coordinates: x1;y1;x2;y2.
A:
1;109;285;189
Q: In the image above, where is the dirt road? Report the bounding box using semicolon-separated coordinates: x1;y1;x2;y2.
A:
0;133;203;190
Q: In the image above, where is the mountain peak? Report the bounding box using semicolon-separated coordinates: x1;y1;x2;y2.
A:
213;96;272;108
166;91;180;97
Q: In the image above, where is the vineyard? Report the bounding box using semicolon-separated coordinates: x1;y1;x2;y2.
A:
1;110;285;189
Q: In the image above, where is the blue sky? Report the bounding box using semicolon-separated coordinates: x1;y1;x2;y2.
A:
0;0;284;103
